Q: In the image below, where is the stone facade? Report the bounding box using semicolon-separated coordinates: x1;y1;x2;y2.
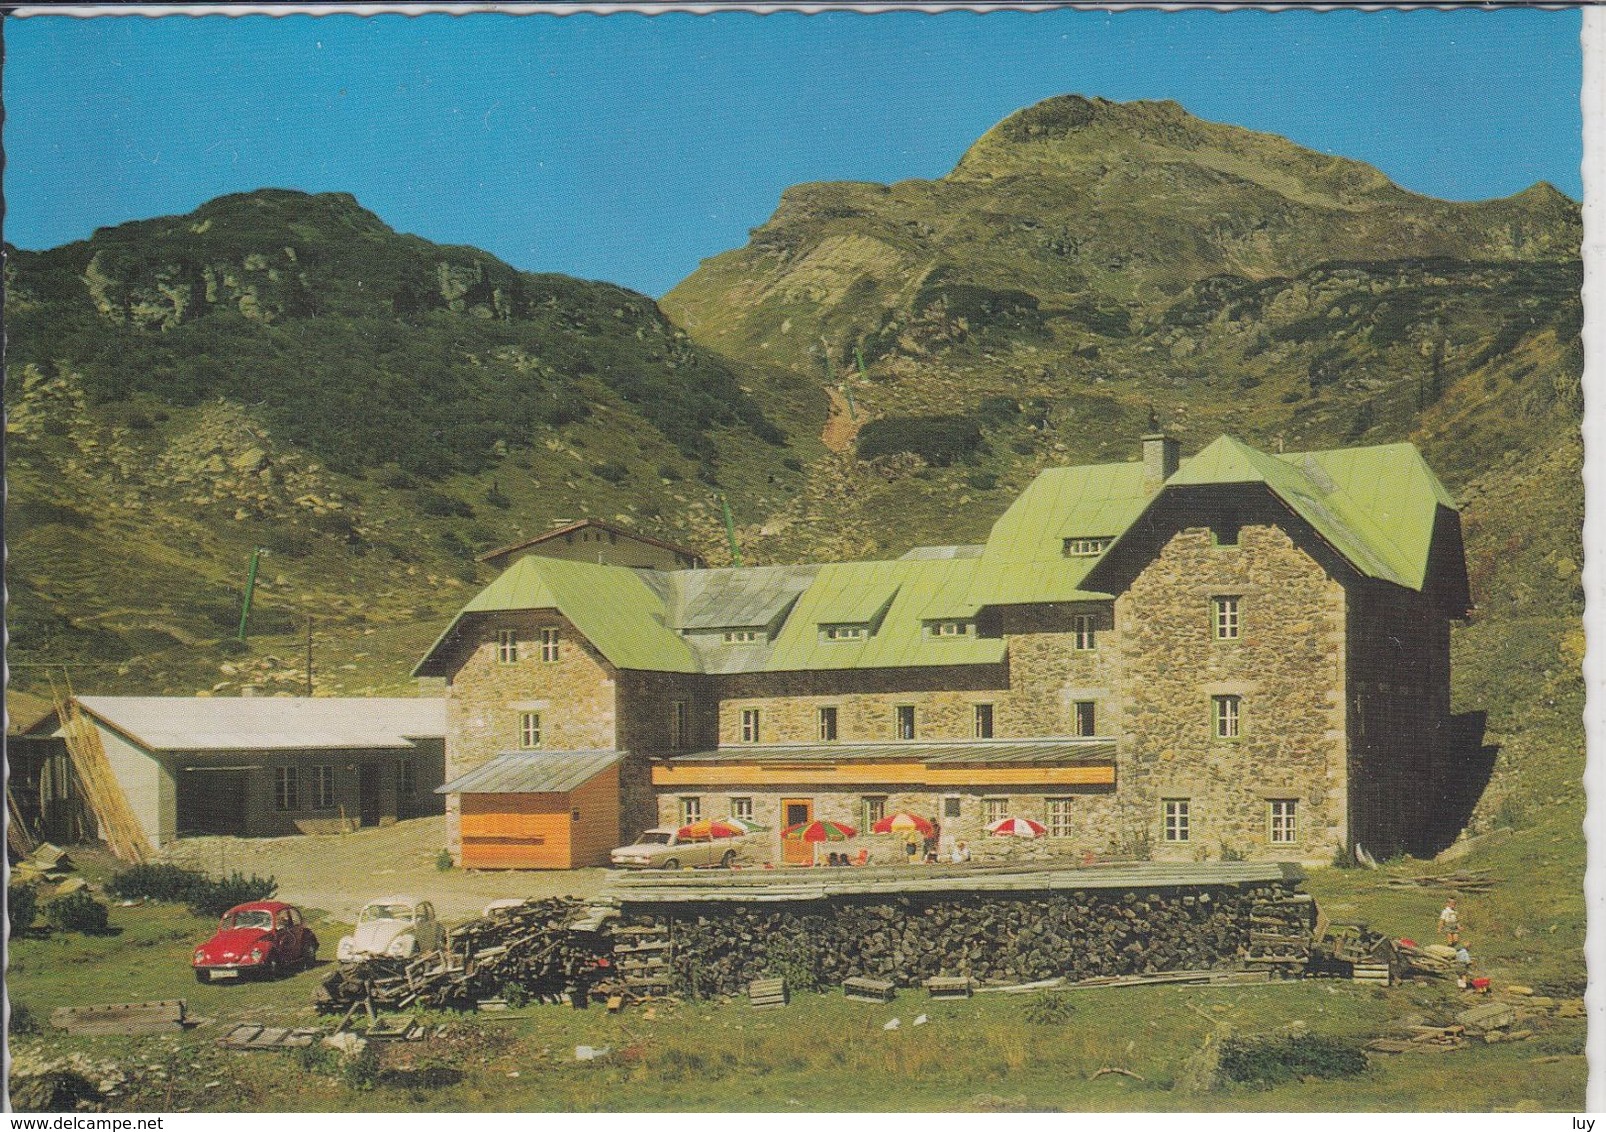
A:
715;666;1008;746
654;783;1118;865
1116;522;1348;864
442;611;620;862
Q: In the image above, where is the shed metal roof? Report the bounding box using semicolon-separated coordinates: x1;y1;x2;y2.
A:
662;739;1116;766
73;696;445;753
436;750;622;795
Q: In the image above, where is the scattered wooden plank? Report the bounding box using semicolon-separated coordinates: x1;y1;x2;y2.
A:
1092;1067;1145;1081
51;1000;186;1036
218;1024;320;1050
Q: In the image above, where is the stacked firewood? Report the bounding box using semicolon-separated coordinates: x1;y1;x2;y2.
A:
661;884;1298;998
314;898;608;1012
1243;894;1317;971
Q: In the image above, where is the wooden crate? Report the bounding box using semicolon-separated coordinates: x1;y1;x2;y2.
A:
843;977;896;1003
925;976;973;999
748;977;788;1009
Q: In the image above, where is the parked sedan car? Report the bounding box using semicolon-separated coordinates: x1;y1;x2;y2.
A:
337;896;446;962
610;828;743;870
192;901;318;983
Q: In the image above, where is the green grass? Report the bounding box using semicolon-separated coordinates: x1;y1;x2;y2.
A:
7;837;1586;1113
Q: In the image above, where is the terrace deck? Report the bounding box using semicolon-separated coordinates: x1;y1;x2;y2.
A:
596;860;1302;906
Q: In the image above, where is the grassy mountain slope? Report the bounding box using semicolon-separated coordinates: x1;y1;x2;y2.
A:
5;190;823;698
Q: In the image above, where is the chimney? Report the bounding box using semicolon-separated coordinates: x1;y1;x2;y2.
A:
1142;408;1180;488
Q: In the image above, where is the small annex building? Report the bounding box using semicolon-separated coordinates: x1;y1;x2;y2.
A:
418;431;1472;869
436;750;621;868
29;696;446;850
479;518;706;573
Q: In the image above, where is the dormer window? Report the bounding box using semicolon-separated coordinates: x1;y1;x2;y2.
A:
822;624;868;641
723;629;764;644
928;620;973;638
1063;537;1113;558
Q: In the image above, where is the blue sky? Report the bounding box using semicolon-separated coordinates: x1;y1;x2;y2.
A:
3;7;1583;298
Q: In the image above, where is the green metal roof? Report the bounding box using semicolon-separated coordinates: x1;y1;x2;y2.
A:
413;555;699;676
762;558;1006;672
416;436;1455;678
1164;436;1454;590
957;460;1151;609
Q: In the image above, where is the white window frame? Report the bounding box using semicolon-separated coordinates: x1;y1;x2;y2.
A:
1072;614;1097;651
1045;797;1074;838
274;766;299;812
730;796;754;821
740;708;761;744
1163;798;1190;843
539;627;561;663
496;629;518;664
520;711;543;749
861;795;887;829
822;624;868;641
983;797;1009;826
818;706;839;742
678;796;702;825
669;701;688;750
723;629;762;644
1213;596;1241;641
929;620;972;638
1212;695;1241;740
973;703;994;740
312;764;336;810
1073;700;1097;737
395;758;417;800
1062;537;1113;558
1269;799;1299;844
895;705;916;741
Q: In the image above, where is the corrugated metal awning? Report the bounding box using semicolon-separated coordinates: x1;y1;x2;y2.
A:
436;750;623;795
662;739;1116;767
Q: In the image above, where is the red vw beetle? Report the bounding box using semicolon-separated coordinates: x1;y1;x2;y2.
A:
192;901;318;983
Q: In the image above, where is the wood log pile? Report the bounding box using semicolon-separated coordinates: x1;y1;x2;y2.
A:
660;882;1304;998
313;898;608;1012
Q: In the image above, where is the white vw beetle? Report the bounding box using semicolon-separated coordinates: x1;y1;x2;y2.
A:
337;896;446;962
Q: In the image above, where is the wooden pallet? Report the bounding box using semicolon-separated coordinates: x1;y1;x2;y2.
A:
365;1014;422;1041
844;977;896;1003
925;976;973;999
1352;963;1391;986
219;1024;320;1050
748;977;788;1009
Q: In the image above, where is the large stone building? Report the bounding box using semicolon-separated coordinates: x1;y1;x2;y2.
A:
417;432;1470;868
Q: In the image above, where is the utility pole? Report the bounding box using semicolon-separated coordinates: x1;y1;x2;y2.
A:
718;494;743;568
236;548;263;642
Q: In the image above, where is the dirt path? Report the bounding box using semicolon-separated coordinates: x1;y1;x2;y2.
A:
821;385;863;454
157;817;609;924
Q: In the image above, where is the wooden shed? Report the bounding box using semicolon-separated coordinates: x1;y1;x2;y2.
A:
437;750;621;869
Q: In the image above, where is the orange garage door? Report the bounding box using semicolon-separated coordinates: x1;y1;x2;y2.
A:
461;792;572;869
